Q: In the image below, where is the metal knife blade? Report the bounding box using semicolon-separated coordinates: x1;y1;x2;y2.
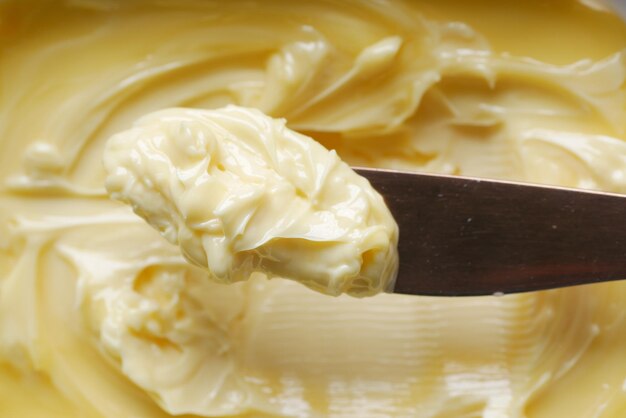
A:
355;168;626;296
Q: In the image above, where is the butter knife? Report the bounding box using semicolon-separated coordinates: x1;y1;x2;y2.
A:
355;168;626;296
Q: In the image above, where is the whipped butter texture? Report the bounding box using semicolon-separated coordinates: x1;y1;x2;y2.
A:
2;0;626;417
103;106;399;296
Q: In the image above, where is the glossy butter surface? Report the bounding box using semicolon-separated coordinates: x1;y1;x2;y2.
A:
1;0;626;417
103;106;399;297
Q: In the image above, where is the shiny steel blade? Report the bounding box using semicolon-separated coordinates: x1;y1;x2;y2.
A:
355;168;626;296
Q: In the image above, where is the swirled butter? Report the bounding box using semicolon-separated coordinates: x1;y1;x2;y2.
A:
103;106;398;296
3;0;626;417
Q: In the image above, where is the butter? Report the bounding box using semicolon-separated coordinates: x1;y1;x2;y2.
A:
2;0;626;417
103;106;399;297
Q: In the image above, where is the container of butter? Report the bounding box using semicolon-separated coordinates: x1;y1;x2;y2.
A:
1;0;626;417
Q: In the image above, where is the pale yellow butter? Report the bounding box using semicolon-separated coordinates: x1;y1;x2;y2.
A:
2;0;626;417
103;106;398;296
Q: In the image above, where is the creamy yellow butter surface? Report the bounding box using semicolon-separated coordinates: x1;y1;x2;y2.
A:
2;0;626;417
103;106;399;297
